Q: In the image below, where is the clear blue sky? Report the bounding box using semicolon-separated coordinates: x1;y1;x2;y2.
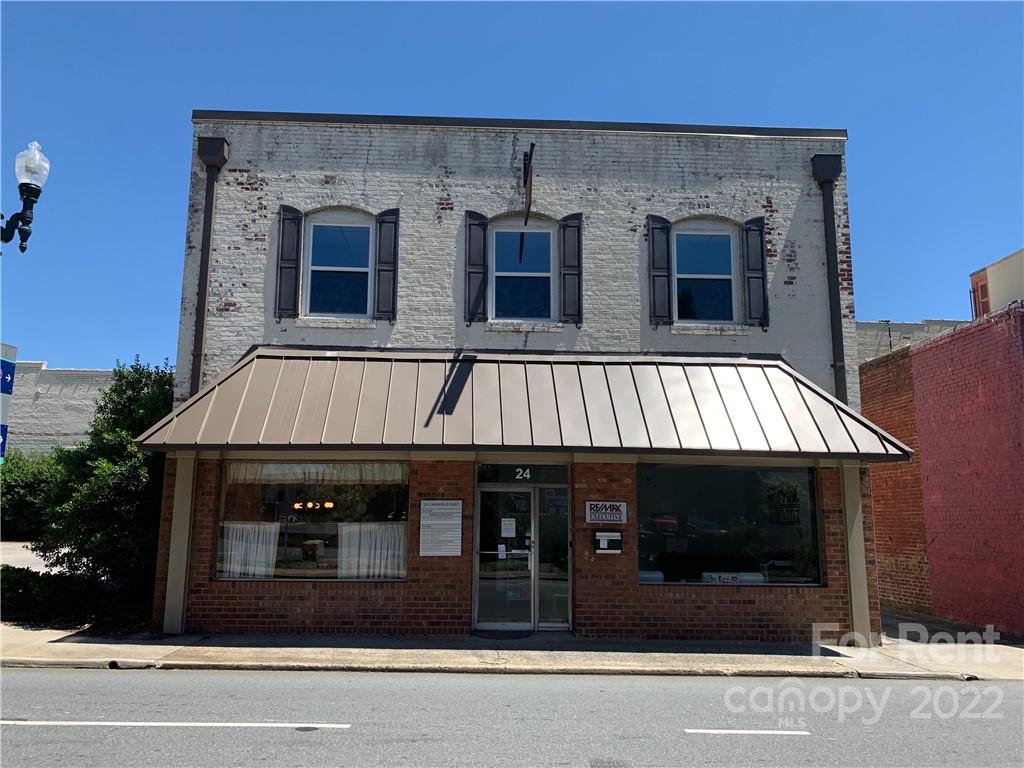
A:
2;2;1022;369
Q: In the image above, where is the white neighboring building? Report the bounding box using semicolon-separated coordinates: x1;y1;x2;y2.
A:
7;361;113;452
856;319;967;363
971;248;1023;318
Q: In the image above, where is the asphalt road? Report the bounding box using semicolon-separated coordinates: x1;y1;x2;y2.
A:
1;670;1021;767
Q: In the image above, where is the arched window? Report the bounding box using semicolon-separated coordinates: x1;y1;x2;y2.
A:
303;209;376;317
671;219;741;323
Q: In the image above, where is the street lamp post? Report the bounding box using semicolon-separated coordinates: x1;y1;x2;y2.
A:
1;141;51;253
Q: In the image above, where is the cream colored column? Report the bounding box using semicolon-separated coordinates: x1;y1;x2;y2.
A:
842;463;873;647
162;452;197;634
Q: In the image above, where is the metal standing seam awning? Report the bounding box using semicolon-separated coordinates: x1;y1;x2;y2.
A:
137;348;912;462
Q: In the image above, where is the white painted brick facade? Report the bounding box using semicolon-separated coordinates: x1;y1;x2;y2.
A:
8;362;113;452
174;117;861;410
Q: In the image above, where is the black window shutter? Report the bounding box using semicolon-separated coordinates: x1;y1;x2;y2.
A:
275;205;303;319
559;213;583;325
373;208;399;321
465;210;488;323
743;216;769;328
647;215;672;325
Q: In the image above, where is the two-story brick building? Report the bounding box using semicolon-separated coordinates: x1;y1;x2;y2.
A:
140;110;909;643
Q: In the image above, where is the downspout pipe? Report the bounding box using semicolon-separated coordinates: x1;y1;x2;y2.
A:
189;137;230;397
812;154;848;404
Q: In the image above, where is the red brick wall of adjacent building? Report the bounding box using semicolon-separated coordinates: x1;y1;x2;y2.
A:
171;459;476;634
153;458;876;641
912;308;1024;636
860;349;934;614
570;463;877;643
860;306;1024;637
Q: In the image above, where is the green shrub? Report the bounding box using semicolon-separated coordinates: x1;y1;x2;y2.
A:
28;357;174;621
0;449;57;541
0;565;98;627
33;439;163;599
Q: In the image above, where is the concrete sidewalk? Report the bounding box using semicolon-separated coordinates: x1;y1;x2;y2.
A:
3;622;1021;679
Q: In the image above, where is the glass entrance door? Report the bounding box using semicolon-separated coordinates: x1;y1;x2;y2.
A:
476;490;533;628
475;485;570;630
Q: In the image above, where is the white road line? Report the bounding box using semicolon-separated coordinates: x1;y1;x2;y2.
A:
684;729;810;736
0;720;350;730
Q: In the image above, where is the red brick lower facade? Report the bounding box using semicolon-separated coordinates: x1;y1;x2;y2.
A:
172;460;476;634
153;458;878;643
571;463;878;642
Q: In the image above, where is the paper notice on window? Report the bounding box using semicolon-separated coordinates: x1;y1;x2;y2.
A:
498;544;507;560
500;518;516;538
419;500;463;556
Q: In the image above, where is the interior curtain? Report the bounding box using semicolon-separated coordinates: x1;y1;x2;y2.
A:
222;522;280;578
227;462;408;485
337;522;407;579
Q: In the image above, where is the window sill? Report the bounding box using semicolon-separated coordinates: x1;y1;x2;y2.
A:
638;580;823;588
214;577;407;583
670;323;749;336
295;316;378;330
485;320;565;333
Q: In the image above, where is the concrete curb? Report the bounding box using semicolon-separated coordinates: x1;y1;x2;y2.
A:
154;660;862;676
1;657;986;680
4;656;859;676
2;658;157;670
855;669;978;681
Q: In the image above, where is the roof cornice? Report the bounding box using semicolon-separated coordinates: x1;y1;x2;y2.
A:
191;110;848;140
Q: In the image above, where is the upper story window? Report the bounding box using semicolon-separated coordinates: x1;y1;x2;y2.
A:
304;211;374;317
647;215;766;328
275;206;398;322
491;225;556;321
672;222;739;323
465;211;582;326
971;273;990;318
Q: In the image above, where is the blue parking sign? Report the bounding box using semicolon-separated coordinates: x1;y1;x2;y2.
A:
0;358;14;395
1;346;15;463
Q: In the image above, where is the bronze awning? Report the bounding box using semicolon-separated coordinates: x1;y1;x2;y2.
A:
138;348;911;461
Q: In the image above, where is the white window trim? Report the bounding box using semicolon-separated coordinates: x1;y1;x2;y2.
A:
488;220;558;323
302;210;376;319
670;221;742;325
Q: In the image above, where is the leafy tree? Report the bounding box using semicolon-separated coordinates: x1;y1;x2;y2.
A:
30;357;173;607
0;449;57;540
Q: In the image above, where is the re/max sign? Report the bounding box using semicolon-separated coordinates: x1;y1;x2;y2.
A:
585;501;628;524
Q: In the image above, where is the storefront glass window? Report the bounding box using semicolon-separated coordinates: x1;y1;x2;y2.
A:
637;465;820;585
217;462;409;580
